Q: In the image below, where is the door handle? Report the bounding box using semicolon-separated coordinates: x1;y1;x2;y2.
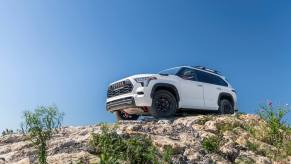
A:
197;84;203;87
217;87;222;90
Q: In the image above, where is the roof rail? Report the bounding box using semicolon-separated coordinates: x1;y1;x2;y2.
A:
193;66;221;75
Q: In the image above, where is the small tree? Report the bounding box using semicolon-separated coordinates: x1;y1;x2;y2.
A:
22;105;64;164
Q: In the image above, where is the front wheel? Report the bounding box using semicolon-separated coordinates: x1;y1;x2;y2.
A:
114;111;139;121
150;90;177;118
218;99;234;114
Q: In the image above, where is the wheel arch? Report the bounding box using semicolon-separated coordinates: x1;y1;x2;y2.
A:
218;92;234;107
151;83;180;102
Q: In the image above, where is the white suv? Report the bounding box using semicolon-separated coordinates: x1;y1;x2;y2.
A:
106;66;237;120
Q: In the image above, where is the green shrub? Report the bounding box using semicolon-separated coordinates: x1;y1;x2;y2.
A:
22;105;64;164
202;136;220;153
89;124;172;164
89;125;156;163
252;103;291;160
89;125;125;164
257;103;289;146
162;145;174;163
245;141;266;156
245;141;257;152
125;135;158;163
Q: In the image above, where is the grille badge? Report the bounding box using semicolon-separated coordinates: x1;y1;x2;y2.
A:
107;80;133;98
112;81;125;90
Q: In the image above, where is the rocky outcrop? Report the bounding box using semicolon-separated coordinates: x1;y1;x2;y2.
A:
0;114;290;164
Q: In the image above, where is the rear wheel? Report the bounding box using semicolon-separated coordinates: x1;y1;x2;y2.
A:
150;90;177;118
114;111;139;121
218;99;234;114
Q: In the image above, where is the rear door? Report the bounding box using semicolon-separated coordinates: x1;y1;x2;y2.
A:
177;68;205;108
195;70;223;110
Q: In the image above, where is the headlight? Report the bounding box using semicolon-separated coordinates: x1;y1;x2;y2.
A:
134;76;157;87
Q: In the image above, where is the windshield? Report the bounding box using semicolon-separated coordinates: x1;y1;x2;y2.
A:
158;67;181;75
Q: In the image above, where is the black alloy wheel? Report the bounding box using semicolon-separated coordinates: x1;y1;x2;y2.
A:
150;90;177;118
218;99;234;114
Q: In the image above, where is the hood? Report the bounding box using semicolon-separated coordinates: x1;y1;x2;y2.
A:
109;74;157;85
128;74;156;79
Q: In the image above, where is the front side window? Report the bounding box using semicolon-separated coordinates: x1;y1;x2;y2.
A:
177;68;197;81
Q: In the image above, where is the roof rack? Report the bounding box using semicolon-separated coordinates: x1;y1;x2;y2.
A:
193;66;221;75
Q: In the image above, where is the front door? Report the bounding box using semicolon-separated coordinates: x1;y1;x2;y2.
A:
178;68;204;108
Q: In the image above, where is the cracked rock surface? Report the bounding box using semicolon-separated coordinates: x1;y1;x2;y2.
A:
0;114;290;164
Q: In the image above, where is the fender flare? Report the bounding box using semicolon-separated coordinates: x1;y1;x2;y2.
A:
150;83;180;102
218;92;234;106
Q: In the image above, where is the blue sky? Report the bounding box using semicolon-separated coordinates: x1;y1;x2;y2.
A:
0;1;290;131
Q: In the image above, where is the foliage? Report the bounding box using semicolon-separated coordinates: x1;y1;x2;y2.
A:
245;102;291;160
245;141;266;156
162;145;174;163
1;129;13;136
241;125;255;136
22;105;64;164
89;124;172;164
202;136;220;153
89;125;125;163
245;141;257;152
257;103;289;146
125;135;158;163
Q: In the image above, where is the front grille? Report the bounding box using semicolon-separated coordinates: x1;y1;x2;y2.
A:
107;80;133;98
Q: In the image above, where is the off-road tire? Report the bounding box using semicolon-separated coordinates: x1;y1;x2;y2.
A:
218;99;234;114
150;90;177;118
114;111;139;121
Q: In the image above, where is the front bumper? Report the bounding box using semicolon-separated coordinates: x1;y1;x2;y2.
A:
106;80;153;108
106;97;136;112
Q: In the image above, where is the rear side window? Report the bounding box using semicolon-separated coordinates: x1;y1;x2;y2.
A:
196;70;211;83
212;75;228;87
196;70;228;87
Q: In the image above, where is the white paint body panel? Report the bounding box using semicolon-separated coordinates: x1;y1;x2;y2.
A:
178;80;204;109
106;67;238;113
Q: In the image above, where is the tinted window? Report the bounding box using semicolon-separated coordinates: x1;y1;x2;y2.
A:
196;70;212;83
211;75;228;87
177;68;197;81
196;70;228;87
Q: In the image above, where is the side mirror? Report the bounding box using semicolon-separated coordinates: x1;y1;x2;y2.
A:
184;71;192;76
182;71;193;80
